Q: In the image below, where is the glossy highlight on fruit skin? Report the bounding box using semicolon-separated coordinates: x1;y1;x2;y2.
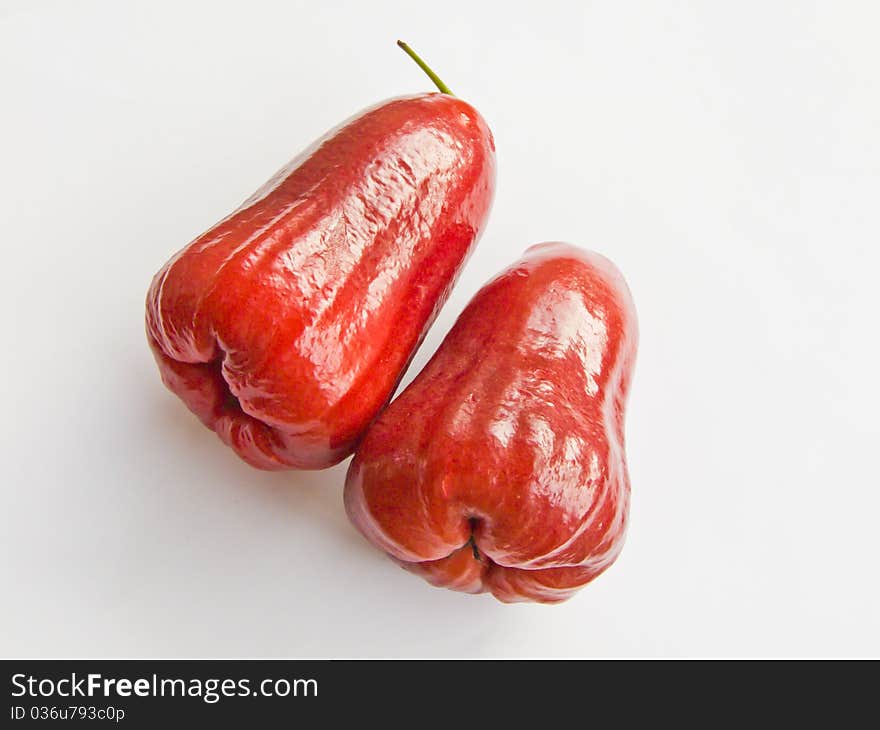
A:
146;93;496;469
344;243;638;603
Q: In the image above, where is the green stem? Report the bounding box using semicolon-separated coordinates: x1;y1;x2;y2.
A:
397;40;454;95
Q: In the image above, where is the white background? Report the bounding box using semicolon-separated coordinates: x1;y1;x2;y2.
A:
1;0;878;658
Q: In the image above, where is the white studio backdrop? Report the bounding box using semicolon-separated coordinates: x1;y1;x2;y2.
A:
1;0;878;657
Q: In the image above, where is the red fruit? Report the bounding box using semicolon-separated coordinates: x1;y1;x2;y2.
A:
146;93;495;469
345;243;638;603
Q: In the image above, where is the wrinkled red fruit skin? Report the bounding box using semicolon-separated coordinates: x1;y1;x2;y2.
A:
146;93;495;470
345;243;638;603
